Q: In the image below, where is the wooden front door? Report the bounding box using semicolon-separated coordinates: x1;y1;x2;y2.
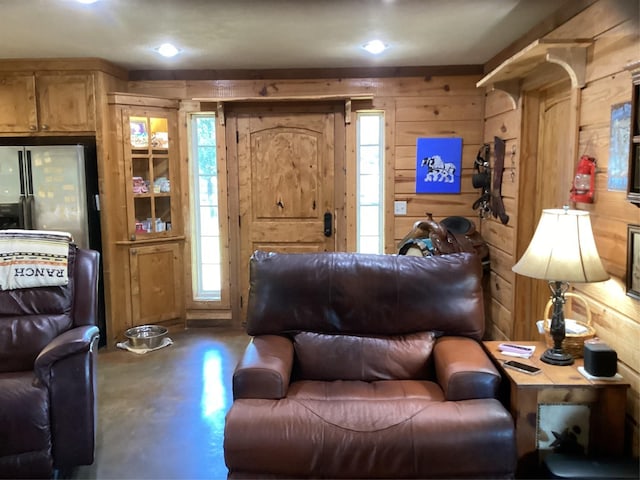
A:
230;103;342;320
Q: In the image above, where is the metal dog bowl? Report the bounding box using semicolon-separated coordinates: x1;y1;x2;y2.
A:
125;325;168;349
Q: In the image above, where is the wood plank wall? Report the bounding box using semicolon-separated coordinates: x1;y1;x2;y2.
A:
127;75;486;265
480;0;639;454
127;0;638;453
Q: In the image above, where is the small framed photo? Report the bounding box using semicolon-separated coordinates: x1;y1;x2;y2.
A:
627;224;640;300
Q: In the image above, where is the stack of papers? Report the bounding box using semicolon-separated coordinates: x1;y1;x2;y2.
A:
498;343;536;358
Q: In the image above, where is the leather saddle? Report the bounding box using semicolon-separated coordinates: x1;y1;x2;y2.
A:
397;213;489;266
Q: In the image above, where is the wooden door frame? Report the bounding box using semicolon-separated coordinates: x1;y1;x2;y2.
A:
514;79;580;340
224;101;347;325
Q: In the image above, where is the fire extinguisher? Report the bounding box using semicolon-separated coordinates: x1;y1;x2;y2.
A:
570;155;597;203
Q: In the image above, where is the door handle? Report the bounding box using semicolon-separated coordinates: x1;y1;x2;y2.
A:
324;211;332;237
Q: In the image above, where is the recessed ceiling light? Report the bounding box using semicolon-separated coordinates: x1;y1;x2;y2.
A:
362;40;388;55
155;43;181;58
76;0;99;4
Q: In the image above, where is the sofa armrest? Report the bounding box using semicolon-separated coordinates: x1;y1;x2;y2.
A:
434;336;501;401
33;325;100;468
233;335;294;400
34;325;100;388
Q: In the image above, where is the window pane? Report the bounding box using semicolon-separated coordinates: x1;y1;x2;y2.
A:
200;241;221;264
359;146;380;175
199;177;218;205
196;118;216;147
359;236;380;254
192;115;222;300
356;112;384;255
201;264;221;292
359;116;380;145
199;207;219;236
359;174;380;205
197;147;217;175
359;206;380;236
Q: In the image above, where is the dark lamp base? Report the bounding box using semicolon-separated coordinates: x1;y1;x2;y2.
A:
541;348;574;366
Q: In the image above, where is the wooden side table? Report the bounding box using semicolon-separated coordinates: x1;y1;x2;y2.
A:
483;341;630;472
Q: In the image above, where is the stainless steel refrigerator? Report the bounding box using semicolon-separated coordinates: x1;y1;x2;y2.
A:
0;139;105;344
0;144;100;248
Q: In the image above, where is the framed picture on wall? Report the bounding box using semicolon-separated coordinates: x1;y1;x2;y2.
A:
415;137;462;194
627;224;640;300
607;102;631;192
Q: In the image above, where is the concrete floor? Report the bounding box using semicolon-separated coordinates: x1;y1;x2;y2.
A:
72;327;250;480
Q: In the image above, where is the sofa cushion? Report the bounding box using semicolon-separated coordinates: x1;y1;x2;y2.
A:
246;251;485;340
224;396;517;479
293;331;435;381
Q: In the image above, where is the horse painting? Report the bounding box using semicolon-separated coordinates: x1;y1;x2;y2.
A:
421;155;456;183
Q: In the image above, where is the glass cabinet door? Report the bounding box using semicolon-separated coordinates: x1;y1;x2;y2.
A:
128;114;173;237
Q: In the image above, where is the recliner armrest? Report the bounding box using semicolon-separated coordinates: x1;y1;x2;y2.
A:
434;336;501;401
233;335;294;399
34;325;100;388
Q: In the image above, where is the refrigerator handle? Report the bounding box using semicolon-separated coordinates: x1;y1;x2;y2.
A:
18;196;27;229
26;150;34;195
24;150;34;229
18;151;25;195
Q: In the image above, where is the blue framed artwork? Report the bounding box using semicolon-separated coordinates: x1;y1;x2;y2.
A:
607;102;631;191
415;137;462;194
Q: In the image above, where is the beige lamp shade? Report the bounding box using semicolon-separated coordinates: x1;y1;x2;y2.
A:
512;208;609;283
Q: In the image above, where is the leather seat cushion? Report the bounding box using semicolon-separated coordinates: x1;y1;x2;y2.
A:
292;331;436;381
0;372;51;458
224;381;516;479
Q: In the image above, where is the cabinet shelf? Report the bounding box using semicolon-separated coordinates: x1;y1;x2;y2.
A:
115;235;185;246
133;192;171;198
477;38;591;107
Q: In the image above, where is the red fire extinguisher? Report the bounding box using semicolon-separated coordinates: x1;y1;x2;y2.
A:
570;155;597;203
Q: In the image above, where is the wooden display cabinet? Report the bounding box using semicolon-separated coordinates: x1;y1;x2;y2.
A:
126;112;176;240
107;93;184;342
0;72;95;133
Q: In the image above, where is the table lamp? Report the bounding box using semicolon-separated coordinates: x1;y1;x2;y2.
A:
512;207;609;365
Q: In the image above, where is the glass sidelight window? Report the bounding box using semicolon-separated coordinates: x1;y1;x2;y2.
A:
356;112;384;254
191;114;221;300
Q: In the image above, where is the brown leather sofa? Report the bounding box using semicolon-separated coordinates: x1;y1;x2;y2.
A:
0;245;100;479
224;251;517;479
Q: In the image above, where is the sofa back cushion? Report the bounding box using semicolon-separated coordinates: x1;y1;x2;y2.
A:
246;251;485;340
0;246;77;372
293;331;435;381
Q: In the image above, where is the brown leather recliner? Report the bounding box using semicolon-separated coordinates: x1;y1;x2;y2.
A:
0;245;100;479
224;251;516;479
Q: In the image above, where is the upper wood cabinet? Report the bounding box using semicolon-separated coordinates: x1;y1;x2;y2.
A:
0;71;95;133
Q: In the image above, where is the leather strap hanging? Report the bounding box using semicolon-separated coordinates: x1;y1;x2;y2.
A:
472;143;491;218
491;136;509;225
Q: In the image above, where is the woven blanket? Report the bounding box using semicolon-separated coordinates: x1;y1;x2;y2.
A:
0;229;73;290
